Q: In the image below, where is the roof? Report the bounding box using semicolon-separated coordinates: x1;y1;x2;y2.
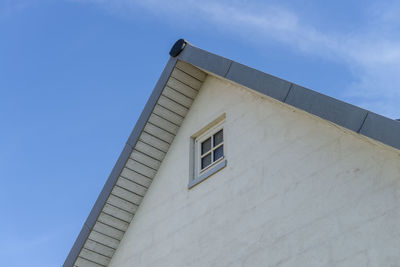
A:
64;39;400;267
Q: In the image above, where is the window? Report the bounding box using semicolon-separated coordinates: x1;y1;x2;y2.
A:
198;128;224;171
189;115;227;188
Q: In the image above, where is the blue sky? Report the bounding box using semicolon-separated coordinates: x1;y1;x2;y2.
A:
1;0;399;266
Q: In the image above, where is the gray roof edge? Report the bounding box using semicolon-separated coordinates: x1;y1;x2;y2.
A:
177;44;233;78
127;57;179;146
63;224;90;267
360;112;400;150
177;42;399;151
284;84;369;132
62;144;133;267
63;57;178;267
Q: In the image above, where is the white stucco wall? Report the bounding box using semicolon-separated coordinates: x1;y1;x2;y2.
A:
109;75;400;267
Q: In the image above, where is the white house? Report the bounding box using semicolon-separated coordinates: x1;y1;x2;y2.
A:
64;39;400;267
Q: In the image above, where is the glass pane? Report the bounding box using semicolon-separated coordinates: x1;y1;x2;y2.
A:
213;129;223;146
201;153;212;169
213;145;224;161
201;138;211;155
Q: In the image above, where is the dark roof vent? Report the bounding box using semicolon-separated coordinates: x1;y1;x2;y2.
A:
169;39;186;57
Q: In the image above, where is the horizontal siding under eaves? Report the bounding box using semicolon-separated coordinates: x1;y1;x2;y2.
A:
68;60;206;267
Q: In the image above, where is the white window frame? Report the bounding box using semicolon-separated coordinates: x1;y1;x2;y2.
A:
189;115;227;189
195;121;225;176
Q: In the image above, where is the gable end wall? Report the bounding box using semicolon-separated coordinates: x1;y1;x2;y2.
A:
109;75;400;266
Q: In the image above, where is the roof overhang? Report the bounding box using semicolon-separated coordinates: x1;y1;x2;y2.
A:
64;39;400;267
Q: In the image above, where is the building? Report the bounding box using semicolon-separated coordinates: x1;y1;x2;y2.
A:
64;39;400;267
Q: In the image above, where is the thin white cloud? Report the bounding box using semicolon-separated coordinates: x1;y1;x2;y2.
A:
0;0;32;18
71;0;400;118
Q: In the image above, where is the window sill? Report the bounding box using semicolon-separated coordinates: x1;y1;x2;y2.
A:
188;159;227;189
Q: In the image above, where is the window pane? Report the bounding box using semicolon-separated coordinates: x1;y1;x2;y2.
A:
213;129;223;146
213;145;224;161
201;153;212;169
201;138;211;155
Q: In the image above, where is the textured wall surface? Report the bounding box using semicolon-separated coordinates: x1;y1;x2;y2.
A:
109;75;400;267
